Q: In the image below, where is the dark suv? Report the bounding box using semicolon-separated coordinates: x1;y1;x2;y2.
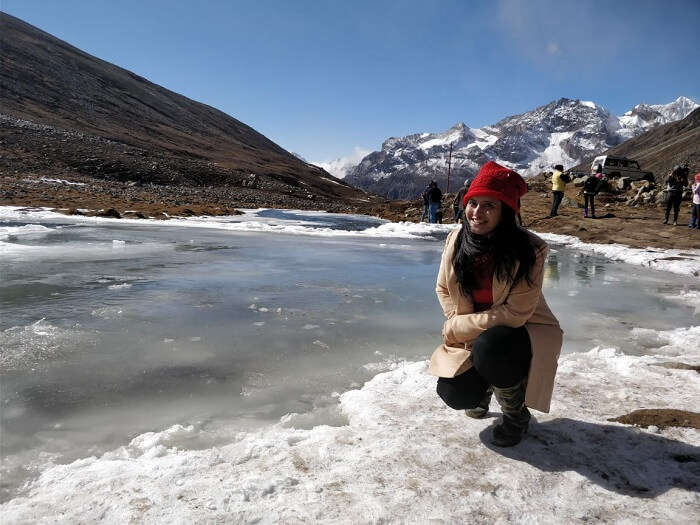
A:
590;155;654;181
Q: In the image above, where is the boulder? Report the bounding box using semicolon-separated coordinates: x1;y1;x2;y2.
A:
97;208;121;218
573;177;586;187
616;177;632;191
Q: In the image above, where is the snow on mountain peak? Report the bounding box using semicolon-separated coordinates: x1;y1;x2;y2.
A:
345;96;697;199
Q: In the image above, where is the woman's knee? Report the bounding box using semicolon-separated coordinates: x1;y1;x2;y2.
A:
471;325;531;385
436;373;487;410
472;325;528;362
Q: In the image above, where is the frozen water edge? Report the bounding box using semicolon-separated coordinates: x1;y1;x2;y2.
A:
535;231;700;277
3;327;699;523
1;206;698;275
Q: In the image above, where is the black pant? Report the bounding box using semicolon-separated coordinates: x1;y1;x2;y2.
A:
665;193;682;222
550;191;564;216
436;325;532;410
584;193;595;217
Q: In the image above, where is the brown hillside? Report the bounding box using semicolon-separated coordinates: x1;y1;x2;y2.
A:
0;12;372;204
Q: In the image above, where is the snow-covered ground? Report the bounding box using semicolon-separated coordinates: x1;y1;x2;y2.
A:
1;206;698;523
3;328;698;523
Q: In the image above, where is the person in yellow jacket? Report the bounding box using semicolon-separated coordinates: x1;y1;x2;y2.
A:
549;164;567;217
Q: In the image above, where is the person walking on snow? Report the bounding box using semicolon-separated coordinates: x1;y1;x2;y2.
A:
453;178;472;223
663;166;686;225
549;164;567;217
689;173;700;229
429;161;562;447
427;181;443;224
583;165;603;218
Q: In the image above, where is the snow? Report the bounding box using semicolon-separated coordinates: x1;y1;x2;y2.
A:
418;131;463;150
523;131;577;175
0;206;455;241
311;147;372;179
3;326;698;523
580;100;596;109
470;127;499;149
0;223;53;241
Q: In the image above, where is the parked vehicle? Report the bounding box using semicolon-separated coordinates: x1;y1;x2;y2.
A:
590;155;654;181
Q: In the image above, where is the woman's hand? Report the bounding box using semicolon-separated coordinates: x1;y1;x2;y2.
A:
442;317;459;346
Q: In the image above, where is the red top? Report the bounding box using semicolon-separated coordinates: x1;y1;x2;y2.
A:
471;253;494;312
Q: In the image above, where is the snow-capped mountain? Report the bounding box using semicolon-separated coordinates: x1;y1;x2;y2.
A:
618;96;698;138
345;97;698;199
311;147;373;180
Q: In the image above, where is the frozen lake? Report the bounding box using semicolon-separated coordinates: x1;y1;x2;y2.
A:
1;206;699;521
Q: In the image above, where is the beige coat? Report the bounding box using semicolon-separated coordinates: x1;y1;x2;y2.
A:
429;229;562;412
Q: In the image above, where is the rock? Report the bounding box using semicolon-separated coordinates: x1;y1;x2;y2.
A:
98;208;121;218
561;196;577;208
630;180;654;191
573;177;586;187
616;177;632;191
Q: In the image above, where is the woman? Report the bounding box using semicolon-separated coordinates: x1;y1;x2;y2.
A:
583;165;603;218
429;161;562;447
689;172;700;229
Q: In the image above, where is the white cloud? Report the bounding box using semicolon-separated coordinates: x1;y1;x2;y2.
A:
497;0;626;69
546;41;561;56
311;147;372;179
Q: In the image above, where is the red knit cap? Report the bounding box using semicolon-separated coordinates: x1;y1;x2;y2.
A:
463;161;527;213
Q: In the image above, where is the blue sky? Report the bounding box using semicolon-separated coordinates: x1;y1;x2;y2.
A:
3;0;699;164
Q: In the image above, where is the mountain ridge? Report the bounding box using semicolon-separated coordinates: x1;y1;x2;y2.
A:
0;12;369;204
344;96;698;199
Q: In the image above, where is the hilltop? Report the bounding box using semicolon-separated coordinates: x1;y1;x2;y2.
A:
0;13;377;210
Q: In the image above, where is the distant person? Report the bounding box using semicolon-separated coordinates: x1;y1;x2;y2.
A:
549;164;568;217
420;183;432;222
435;204;444;224
430;161;562;447
453;178;472;223
427;181;443;224
583;165;603;218
689;172;700;229
663;166;686;225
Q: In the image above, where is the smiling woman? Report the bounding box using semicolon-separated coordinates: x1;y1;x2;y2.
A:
464;195;502;236
429;161;563;447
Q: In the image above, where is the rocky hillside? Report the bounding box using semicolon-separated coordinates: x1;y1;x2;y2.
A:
0;13;371;204
345;97;697;199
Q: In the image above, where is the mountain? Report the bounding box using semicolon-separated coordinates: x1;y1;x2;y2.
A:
0;13;367;203
574;107;700;180
345;97;698;199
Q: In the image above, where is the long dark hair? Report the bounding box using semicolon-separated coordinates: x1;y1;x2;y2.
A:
452;205;536;295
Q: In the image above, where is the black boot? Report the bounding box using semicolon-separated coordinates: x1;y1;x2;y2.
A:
465;387;492;419
492;379;530;447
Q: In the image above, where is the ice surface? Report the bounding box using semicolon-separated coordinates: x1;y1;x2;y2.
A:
535;231;700;276
1;205;698;522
